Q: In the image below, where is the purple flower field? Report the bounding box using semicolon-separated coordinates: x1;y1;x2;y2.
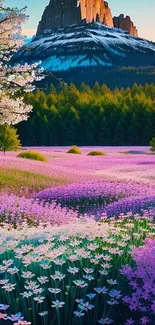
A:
0;146;154;184
0;147;154;325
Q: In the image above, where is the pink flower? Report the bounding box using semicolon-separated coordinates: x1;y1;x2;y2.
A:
0;313;7;319
13;321;31;325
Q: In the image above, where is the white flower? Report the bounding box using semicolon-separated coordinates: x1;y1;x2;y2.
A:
0;279;9;285
37;276;49;284
20;291;33;298
7;267;19;275
83;268;94;274
48;288;61;294
21;271;35;279
107;279;117;285
34;296;45;303
2;283;16;292
51;300;65;308
50;271;66;281
67;267;79;275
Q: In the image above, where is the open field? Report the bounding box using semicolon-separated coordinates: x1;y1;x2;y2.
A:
0;147;154;325
0;147;154;187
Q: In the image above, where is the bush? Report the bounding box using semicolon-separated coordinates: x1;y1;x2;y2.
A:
150;137;155;152
87;150;106;156
67;145;82;154
17;151;47;162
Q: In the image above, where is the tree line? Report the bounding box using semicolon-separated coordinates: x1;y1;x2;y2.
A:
17;82;155;146
45;65;155;90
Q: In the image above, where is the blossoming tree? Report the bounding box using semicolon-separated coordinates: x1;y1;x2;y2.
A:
0;0;44;125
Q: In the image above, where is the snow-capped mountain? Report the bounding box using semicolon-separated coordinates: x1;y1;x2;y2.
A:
16;23;155;86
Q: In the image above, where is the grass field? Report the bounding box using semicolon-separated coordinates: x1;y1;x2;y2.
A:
0;167;66;196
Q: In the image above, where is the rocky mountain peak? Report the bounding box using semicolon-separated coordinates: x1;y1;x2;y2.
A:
79;0;114;26
37;0;138;37
37;0;114;35
113;14;138;37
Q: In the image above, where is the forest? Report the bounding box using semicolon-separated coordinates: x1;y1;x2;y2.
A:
17;82;155;146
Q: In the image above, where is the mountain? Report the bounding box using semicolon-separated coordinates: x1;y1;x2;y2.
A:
15;0;155;88
16;22;155;87
20;23;155;69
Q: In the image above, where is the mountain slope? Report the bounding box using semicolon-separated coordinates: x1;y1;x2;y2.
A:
16;23;155;87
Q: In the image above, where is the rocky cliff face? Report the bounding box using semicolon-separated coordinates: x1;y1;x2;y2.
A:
113;14;138;37
80;0;113;26
37;0;81;34
37;0;113;35
37;0;138;37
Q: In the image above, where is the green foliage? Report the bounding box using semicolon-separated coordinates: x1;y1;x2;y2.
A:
67;145;82;154
17;82;155;146
150;137;155;152
17;151;47;162
87;150;106;156
0;217;154;325
0;124;21;154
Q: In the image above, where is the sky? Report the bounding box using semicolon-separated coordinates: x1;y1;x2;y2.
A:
8;0;155;41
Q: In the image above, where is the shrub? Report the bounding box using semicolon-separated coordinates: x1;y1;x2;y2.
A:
87;150;106;156
67;145;81;154
150;137;155;152
17;150;47;162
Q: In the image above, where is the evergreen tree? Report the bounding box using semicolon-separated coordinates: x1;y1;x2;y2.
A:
141;114;154;145
64;107;80;145
84;111;97;145
113;115;127;146
23;119;37;146
16;83;155;147
98;117;111;145
93;82;101;94
48;105;60;145
80;82;91;93
128;114;141;145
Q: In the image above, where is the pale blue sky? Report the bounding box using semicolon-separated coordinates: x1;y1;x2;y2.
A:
8;0;155;41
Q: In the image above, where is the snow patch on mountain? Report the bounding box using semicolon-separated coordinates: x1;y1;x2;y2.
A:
28;24;155;54
16;23;155;72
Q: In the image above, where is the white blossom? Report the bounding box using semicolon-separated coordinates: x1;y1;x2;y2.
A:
0;94;32;125
0;1;44;124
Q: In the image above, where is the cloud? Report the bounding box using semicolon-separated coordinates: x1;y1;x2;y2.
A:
22;28;36;37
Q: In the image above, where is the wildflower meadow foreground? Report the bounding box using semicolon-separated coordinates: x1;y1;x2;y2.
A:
0;147;155;325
